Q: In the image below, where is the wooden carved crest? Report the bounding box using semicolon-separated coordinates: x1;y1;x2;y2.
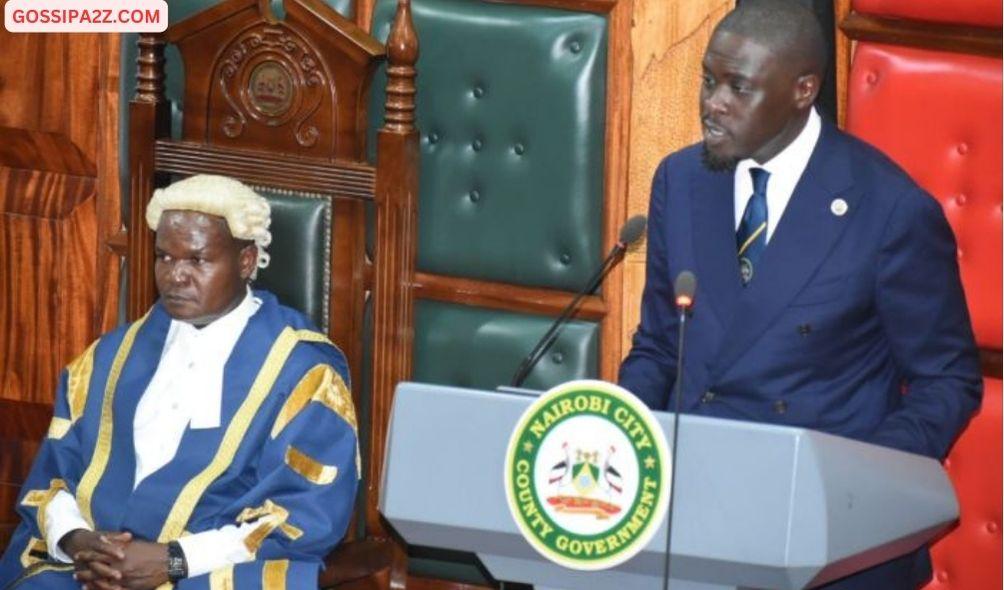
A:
164;0;384;160
217;23;330;148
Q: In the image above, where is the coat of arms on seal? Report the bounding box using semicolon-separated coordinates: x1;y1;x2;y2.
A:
504;380;670;570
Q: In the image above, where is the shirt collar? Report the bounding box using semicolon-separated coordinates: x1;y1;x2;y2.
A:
737;107;821;181
171;286;259;342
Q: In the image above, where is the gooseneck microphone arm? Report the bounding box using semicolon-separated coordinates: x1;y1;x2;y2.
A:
662;270;697;590
509;246;621;388
509;215;648;388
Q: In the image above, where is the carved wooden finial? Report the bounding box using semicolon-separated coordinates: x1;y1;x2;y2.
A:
135;34;166;104
383;0;418;133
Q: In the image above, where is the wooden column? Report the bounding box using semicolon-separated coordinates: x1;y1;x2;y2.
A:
127;34;171;320
834;0;852;126
368;0;419;537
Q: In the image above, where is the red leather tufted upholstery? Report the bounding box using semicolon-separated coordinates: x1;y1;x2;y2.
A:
852;0;1001;27
846;43;1002;349
845;36;1002;590
925;378;1003;590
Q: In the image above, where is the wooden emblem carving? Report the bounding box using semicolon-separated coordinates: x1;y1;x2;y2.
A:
217;24;329;148
249;61;294;117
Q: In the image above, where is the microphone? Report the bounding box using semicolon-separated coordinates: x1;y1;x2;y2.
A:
617;214;648;248
674;271;696;311
662;270;697;590
509;215;648;388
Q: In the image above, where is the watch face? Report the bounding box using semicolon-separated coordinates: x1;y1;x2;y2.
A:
166;543;187;581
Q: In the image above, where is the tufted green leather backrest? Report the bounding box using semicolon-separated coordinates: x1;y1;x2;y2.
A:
254;191;332;331
369;0;609;393
414;301;599;391
370;0;607;291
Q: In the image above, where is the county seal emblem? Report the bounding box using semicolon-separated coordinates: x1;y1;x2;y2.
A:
504;380;670;570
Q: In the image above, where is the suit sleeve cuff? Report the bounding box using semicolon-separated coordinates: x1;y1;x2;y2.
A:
45;490;92;563
176;524;255;578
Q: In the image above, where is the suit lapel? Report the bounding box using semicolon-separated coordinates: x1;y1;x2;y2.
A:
710;123;858;380
691;165;742;328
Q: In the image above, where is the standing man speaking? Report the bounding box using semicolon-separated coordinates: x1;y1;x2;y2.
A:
618;1;982;588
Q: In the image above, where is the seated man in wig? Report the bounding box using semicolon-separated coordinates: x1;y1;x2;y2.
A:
0;175;358;589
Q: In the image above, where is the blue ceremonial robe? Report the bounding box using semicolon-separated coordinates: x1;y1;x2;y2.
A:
0;290;358;589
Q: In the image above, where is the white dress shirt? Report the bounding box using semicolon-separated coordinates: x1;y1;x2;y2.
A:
45;289;264;577
733;107;822;242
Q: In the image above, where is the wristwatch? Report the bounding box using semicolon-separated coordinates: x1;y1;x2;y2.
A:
166;541;188;582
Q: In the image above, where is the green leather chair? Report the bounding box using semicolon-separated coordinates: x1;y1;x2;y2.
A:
369;0;608;395
369;0;609;584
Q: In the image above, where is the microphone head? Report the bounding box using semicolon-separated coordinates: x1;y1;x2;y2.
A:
674;271;697;309
618;215;648;247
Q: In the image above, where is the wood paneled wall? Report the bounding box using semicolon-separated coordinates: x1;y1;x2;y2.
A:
0;31;121;551
621;0;733;357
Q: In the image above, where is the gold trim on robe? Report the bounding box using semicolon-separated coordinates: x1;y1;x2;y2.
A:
262;560;289;589
46;418;72;440
67;341;97;421
48;341;97;440
18;537;47;568
209;565;235;590
76;314;149;526
236;500;304;554
284;446;338;485
270;364;357;437
157;328;330;542
20;479;67;544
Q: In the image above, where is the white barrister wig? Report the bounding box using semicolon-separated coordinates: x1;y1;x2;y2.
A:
146;174;272;273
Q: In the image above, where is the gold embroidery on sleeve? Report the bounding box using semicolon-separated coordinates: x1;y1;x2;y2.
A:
236;500;304;554
77;314;149;526
18;537;48;568
209;565;234;590
284;446;338;485
20;479;68;542
47;341;98;440
46;418;72;440
67;341;97;422
270;364;357;438
157;329;330;542
262;560;289;589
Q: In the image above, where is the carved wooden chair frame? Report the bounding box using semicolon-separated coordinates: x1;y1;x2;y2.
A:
125;0;418;587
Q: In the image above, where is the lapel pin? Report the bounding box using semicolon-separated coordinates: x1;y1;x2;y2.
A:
830;198;849;216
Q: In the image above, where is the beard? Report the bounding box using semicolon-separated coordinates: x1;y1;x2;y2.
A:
701;143;738;172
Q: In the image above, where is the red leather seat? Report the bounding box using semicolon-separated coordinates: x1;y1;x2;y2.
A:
846;36;1002;590
853;0;1001;27
927;378;1003;589
846;43;1002;348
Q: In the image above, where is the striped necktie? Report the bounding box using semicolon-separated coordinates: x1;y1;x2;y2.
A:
736;167;769;286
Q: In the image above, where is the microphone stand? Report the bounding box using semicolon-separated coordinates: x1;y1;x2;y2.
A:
509;243;626;388
662;301;691;590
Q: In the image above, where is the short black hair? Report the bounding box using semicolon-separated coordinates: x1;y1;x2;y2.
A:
715;0;828;78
